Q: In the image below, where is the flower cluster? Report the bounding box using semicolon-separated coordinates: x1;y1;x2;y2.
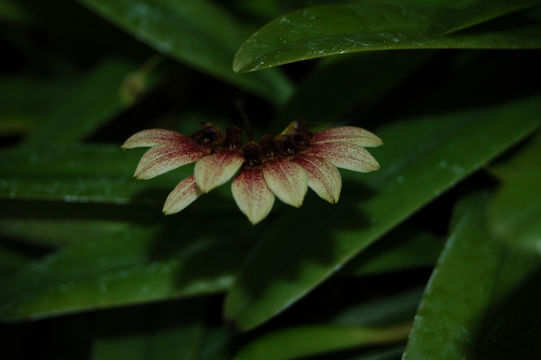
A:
122;121;382;224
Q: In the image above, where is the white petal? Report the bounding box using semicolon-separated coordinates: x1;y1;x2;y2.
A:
122;129;193;149
232;168;275;224
312;126;383;148
295;155;341;204
194;151;244;193
163;176;202;215
306;142;380;173
134;144;206;179
263;159;308;207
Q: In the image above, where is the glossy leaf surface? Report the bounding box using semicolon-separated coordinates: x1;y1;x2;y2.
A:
404;192;541;358
0;214;253;320
224;95;541;330
233;1;541;72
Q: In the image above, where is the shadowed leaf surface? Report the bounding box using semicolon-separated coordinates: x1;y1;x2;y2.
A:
224;95;541;330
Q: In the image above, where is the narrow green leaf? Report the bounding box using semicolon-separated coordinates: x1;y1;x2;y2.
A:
330;287;424;327
78;0;293;105
92;300;207;360
404;192;541;358
0;214;254;320
488;132;541;251
341;227;441;277
22;58;155;147
233;1;541;72
234;324;411;360
224;95;541;330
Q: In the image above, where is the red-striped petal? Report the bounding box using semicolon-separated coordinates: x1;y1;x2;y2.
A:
307;142;380;173
134;144;206;179
122;129;193;149
295;155;341;204
232;168;275;224
312;126;383;148
162;176;201;215
263;159;308;207
194;151;244;193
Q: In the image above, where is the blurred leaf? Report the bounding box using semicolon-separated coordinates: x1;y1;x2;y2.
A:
404;192;541;358
92;299;207;360
0;213;254;320
0;76;68;135
0;0;29;23
233;1;541;72
272;51;432;132
0;244;35;282
22;58;158;147
224;95;541;330
487;132;541;251
78;0;293;105
330;287;423;327
341;227;441;277
234;323;410;360
196;327;234;360
0;145;193;204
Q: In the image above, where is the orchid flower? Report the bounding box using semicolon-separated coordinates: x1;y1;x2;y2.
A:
122;121;382;224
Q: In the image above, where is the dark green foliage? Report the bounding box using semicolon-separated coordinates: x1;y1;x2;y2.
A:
1;0;541;358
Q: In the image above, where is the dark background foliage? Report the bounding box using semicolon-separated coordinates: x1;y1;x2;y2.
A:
1;0;541;359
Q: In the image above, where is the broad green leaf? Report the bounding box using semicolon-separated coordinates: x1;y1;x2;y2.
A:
196;327;234;360
0;0;29;23
234;324;410;360
0;145;193;204
233;1;541;72
224;95;541;330
487;132;541;251
404;192;541;358
92;299;207;360
0;213;254;320
341;227;441;277
78;0;293;105
22;58;157;147
272;51;432;132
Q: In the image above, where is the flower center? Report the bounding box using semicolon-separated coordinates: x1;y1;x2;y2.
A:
189;121;313;169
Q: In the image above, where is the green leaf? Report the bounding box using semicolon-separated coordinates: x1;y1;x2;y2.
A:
0;76;68;135
224;95;541;330
404;192;541;358
0;213;254;320
22;58;157;147
487;132;541;251
92;299;207;360
341;227;441;277
234;324;411;360
0;145;193;204
78;0;293;105
233;1;541;72
330;287;424;327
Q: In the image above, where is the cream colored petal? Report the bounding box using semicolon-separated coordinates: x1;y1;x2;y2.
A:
162;176;202;215
194;151;244;193
307;142;380;173
312;126;383;148
232;168;275;224
263;159;308;207
122;129;193;149
134;144;206;180
295;155;341;204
